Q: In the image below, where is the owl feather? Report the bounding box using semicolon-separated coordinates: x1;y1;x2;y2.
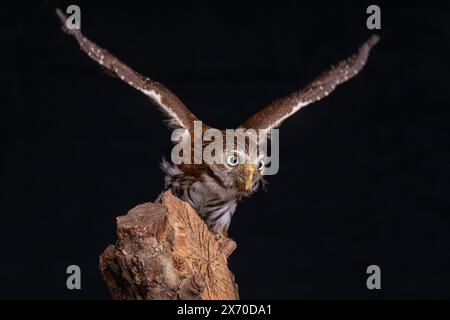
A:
56;9;378;234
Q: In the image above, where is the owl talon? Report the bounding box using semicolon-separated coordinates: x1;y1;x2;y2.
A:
221;239;237;258
215;233;237;258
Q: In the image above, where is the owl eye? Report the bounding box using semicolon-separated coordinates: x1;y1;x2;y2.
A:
257;160;265;171
226;154;239;166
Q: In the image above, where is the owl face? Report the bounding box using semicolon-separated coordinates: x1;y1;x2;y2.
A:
206;147;265;195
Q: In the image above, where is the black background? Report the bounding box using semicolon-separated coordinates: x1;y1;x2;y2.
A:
2;0;450;299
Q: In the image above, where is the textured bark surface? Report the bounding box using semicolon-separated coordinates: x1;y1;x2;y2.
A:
99;191;239;300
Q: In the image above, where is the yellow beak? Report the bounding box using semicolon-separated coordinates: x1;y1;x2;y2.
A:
243;164;256;191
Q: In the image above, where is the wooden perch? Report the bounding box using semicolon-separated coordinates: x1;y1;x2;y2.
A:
99;191;239;300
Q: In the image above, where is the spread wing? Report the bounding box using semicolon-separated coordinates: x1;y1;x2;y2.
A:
240;35;379;131
56;9;198;131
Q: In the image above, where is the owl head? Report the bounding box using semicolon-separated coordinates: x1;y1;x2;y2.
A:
172;126;269;196
211;142;267;194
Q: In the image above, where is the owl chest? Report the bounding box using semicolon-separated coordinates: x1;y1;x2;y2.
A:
183;179;237;214
169;175;237;228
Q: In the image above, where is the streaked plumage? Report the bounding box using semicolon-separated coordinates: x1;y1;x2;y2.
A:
57;10;378;234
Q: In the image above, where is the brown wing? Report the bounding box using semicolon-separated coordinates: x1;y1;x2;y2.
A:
56;9;198;130
240;35;379;131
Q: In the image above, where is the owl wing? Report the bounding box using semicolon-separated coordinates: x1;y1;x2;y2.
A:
56;9;198;130
240;35;379;131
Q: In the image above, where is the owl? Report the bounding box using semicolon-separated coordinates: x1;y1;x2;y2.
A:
57;10;378;235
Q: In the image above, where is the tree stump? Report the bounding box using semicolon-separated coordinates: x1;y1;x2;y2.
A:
99;191;239;300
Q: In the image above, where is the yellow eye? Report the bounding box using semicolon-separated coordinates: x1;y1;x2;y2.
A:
227;154;239;166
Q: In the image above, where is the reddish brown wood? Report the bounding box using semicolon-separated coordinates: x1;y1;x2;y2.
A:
99;191;239;300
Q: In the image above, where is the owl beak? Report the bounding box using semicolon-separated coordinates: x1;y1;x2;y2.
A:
243;164;257;191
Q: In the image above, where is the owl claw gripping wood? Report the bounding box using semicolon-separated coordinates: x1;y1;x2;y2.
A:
57;9;378;236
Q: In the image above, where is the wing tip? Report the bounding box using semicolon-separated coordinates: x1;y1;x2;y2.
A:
55;8;74;36
366;34;380;49
55;8;66;25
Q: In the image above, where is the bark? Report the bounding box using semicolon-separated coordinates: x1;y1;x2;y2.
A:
99;191;239;300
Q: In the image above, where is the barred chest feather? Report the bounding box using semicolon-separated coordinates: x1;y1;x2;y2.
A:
161;160;241;234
